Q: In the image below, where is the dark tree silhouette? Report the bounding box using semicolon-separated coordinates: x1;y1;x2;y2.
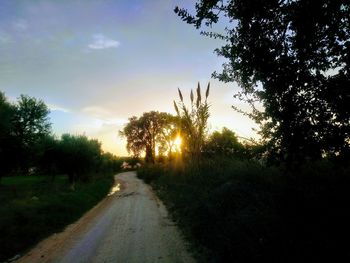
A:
205;127;244;157
175;0;350;163
58;134;102;188
12;95;51;147
0;92;15;179
121;111;178;163
11;95;51;171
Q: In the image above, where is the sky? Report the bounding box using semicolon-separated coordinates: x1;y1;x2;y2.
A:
0;0;258;156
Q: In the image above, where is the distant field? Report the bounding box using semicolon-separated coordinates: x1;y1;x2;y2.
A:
0;174;114;262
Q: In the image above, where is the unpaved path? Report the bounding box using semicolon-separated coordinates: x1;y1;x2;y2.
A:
15;171;194;263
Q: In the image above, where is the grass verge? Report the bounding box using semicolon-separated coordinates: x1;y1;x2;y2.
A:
0;173;114;262
138;158;350;263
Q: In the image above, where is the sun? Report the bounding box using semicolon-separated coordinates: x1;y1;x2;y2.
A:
174;135;182;151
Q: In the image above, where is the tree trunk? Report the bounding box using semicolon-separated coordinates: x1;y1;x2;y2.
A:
145;145;154;163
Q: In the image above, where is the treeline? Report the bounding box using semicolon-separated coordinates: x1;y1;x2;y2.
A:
120;86;263;164
121;111;263;163
0;92;122;186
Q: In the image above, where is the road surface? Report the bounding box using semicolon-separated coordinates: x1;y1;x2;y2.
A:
15;171;195;263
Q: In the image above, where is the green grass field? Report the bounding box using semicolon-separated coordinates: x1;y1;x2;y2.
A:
0;174;114;262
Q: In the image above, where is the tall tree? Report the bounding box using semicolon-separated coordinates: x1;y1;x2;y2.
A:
175;0;350;163
59;134;102;188
205;127;244;157
12;95;51;147
12;95;51;170
121;111;177;162
156;113;181;158
0;92;15;178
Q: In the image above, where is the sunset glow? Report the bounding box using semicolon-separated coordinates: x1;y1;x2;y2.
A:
173;136;182;152
0;0;258;156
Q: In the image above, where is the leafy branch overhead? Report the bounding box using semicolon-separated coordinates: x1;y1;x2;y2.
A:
175;0;350;163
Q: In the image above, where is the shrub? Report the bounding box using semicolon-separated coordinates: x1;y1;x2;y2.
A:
138;158;350;262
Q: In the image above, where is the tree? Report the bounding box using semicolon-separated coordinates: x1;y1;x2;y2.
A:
0;93;13;139
156;113;181;158
99;152;122;173
0;92;15;179
175;1;350;163
174;82;210;162
12;95;51;170
36;135;60;180
121;111;178;163
58;134;102;189
12;95;51;146
205;127;244;157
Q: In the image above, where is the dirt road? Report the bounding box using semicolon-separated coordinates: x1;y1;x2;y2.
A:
15;171;195;263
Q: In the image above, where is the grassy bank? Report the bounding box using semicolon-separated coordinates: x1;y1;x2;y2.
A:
0;173;114;262
138;158;350;262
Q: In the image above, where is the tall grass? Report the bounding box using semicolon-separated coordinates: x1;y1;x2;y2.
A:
138;158;350;262
174;82;210;165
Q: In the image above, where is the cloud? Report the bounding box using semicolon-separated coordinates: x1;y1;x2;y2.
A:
13;19;28;31
88;34;120;50
81;105;111;118
47;103;70;113
81;105;127;125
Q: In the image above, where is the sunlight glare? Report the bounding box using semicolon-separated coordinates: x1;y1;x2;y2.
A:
174;136;182;147
174;135;182;152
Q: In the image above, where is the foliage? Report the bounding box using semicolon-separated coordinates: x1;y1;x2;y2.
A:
0;174;114;262
0;92;15;178
99;152;124;173
138;159;350;262
174;82;210;163
0;91;122;182
120;111;179;162
204;127;244;157
175;1;350;163
35;135;61;178
12;95;51;149
1;93;52;176
58;134;102;186
0;92;13;140
157;114;181;158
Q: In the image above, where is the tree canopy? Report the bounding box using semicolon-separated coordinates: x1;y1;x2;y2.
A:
0;91;121;181
0;92;15;176
175;0;350;163
205;127;243;157
121;111;179;162
12;95;51;148
59;134;102;186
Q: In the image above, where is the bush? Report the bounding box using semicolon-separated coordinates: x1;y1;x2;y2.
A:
138;158;350;262
137;163;165;183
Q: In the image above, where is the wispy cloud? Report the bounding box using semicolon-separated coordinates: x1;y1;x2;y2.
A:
88;34;120;50
82;105;111;118
47;103;70;113
81;105;126;123
13;19;28;31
